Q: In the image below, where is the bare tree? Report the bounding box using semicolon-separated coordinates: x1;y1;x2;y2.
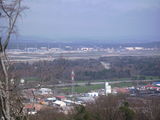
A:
0;0;25;119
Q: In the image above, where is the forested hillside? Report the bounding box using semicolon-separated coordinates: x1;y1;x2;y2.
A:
11;56;160;83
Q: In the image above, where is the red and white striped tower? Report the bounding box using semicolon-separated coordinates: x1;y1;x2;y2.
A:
71;70;75;82
71;70;75;95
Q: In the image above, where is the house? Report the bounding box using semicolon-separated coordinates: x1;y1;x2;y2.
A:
46;97;56;102
44;97;56;105
37;88;52;95
24;103;45;114
63;100;82;106
152;82;160;87
84;92;99;97
114;88;129;94
55;96;66;101
76;97;95;103
53;100;66;107
144;84;160;91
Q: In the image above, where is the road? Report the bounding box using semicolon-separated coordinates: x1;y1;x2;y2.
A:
45;79;158;88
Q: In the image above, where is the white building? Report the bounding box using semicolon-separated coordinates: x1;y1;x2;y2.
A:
105;82;111;95
135;47;144;50
85;92;99;97
38;88;52;95
125;47;134;51
81;47;93;51
53;100;66;107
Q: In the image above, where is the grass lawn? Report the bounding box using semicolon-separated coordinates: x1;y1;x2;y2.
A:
60;81;151;94
61;84;104;93
111;82;136;88
76;76;160;83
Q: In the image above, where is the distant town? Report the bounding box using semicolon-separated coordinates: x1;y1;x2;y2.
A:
7;45;160;62
22;80;160;115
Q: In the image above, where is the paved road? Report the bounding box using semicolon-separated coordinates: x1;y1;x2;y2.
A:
45;79;158;88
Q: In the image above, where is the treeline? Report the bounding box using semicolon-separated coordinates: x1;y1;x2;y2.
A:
29;95;160;120
11;56;160;83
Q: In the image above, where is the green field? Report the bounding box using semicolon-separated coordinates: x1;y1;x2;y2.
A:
59;81;143;94
111;82;136;88
76;76;160;83
61;84;104;93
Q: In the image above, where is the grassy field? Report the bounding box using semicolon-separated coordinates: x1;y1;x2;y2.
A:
111;82;136;88
25;76;159;94
60;81;142;94
25;76;160;83
61;84;104;93
76;76;160;83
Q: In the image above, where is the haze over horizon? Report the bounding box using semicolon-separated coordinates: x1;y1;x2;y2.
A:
18;0;160;43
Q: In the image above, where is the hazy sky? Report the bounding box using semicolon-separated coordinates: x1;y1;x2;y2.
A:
18;0;160;42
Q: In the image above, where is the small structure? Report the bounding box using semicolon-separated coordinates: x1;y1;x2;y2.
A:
46;97;56;101
115;88;129;94
144;84;160;91
63;100;74;106
56;96;66;101
20;78;25;85
24;103;45;115
38;88;52;95
152;82;160;87
53;100;66;107
85;92;98;97
63;100;81;106
125;47;134;51
76;97;95;103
